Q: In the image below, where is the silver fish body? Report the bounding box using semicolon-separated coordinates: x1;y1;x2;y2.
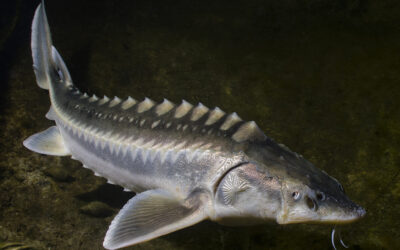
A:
53;89;251;195
24;2;365;249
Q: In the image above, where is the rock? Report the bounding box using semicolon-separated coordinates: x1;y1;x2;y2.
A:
43;166;71;182
80;201;114;218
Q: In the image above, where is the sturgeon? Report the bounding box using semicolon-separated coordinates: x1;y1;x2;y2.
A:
24;2;366;249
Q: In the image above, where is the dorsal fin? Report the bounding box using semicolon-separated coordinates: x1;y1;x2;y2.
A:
45;106;56;120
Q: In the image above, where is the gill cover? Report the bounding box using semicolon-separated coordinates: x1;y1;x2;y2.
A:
213;163;282;225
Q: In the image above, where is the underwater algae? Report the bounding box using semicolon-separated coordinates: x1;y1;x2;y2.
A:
1;0;400;249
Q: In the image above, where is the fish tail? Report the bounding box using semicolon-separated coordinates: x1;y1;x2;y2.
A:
31;0;72;90
24;1;72;157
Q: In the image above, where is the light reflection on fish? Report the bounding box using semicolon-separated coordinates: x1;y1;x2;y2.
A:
23;2;366;249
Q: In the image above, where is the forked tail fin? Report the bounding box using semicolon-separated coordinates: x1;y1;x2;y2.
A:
31;0;72;90
24;1;72;156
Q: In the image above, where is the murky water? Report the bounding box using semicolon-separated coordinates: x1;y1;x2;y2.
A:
1;0;399;249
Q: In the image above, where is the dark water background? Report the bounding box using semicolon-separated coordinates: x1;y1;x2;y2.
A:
1;0;399;249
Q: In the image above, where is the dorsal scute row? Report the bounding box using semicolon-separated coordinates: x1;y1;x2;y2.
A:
78;92;267;143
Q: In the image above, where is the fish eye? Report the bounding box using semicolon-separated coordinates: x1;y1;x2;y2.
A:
292;191;301;201
316;191;325;201
306;196;318;211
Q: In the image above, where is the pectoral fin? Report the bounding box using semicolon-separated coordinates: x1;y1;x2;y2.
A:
103;189;207;250
23;126;69;156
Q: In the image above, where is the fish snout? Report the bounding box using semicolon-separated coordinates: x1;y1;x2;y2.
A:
338;203;366;224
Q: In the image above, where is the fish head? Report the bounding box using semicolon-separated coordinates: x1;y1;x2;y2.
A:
213;141;366;226
277;170;366;225
243;140;366;225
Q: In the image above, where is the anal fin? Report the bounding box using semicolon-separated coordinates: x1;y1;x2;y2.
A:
103;189;207;249
23;126;69;156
